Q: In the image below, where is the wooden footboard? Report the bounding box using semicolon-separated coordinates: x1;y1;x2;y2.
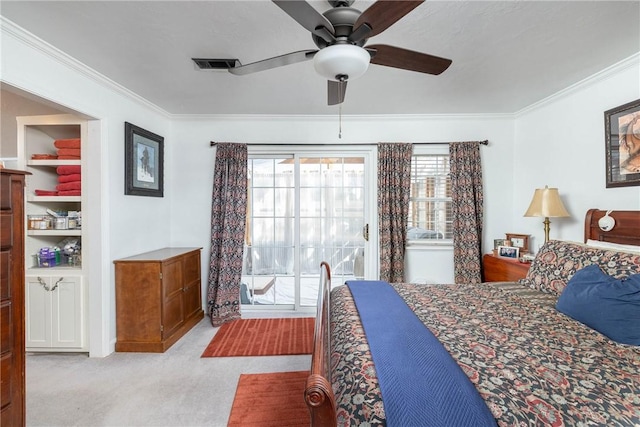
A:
304;261;337;427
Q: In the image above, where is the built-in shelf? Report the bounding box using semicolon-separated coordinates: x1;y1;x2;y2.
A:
27;229;82;237
27;195;81;203
18;114;88;353
27;159;81;167
26;266;82;274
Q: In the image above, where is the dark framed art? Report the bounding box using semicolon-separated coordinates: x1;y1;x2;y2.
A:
125;122;164;197
604;98;640;188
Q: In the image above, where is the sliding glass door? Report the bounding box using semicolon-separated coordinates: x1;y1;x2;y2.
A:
242;149;373;310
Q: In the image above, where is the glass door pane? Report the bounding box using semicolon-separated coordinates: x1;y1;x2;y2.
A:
242;154;367;309
299;157;365;307
243;158;295;306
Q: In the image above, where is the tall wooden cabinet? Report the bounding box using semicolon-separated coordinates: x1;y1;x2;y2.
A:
114;247;203;352
1;169;29;427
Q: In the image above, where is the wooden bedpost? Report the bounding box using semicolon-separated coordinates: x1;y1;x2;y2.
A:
305;261;337;427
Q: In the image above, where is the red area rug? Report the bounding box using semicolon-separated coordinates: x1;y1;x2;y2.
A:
227;371;310;427
201;317;314;357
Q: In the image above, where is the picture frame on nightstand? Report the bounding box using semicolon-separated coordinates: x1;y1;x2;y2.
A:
498;246;519;259
505;233;529;254
493;238;507;249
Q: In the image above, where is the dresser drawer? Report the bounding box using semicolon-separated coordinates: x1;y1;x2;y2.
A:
0;251;9;301
0;302;12;354
0;213;12;249
0;175;10;209
0;352;12;411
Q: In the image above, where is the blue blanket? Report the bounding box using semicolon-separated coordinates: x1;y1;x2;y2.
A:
346;280;497;427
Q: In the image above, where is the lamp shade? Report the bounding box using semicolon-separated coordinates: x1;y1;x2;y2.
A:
313;44;370;81
523;186;570;218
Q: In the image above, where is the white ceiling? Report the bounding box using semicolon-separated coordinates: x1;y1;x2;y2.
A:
2;1;639;116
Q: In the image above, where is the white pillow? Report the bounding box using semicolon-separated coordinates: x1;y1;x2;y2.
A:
586;239;640;254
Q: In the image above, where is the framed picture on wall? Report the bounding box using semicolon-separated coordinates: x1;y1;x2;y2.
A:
604;98;640;188
125;122;164;197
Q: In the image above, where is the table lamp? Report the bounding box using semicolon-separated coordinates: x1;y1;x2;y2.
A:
523;186;570;243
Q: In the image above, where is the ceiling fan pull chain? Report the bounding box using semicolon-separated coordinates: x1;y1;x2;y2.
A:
338;104;342;139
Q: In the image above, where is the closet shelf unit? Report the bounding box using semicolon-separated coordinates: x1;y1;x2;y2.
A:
17;114;88;352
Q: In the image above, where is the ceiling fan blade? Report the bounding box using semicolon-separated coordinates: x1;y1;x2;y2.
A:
272;0;336;43
228;50;317;76
367;44;452;75
352;1;424;40
328;80;347;105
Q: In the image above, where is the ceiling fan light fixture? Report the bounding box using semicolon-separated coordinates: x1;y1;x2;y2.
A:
313;44;370;81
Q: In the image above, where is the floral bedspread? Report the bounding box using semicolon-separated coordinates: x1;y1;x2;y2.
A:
330;282;640;427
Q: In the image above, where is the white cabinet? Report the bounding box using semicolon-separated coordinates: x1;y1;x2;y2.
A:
17;114;88;352
25;274;86;349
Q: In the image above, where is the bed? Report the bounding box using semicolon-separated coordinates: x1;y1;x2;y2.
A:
305;209;640;426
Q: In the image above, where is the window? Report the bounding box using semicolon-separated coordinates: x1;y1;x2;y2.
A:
408;148;452;243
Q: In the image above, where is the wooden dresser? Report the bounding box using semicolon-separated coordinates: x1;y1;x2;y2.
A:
1;169;28;426
483;253;531;282
114;247;203;352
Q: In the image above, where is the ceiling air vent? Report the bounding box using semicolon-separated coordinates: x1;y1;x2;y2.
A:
192;58;239;70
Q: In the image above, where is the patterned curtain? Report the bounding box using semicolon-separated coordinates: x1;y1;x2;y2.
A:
449;142;484;284
378;143;412;282
207;143;248;327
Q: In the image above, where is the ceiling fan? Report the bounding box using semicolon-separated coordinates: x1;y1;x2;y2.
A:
225;0;452;106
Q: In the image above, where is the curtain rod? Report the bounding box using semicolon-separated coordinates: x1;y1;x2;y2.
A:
209;140;488;147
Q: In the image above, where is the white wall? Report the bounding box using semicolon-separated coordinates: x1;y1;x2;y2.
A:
512;56;640;250
2;19;174;356
1;87;70;158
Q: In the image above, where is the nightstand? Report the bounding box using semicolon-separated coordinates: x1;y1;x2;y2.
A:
482;254;531;282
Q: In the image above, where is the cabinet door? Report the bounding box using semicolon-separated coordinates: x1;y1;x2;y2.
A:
182;250;201;319
51;276;83;348
25;276;52;348
26;275;83;348
161;259;184;339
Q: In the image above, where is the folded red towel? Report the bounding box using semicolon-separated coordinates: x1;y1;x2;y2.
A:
56;181;81;191
35;189;58;196
57;165;81;175
58;174;82;183
58;190;81;196
31;154;58;160
57;148;81;157
57;155;81;160
54;138;81;149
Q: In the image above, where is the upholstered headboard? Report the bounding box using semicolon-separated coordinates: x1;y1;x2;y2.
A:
584;209;640;246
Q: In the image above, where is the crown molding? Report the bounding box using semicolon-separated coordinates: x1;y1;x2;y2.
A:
515;52;640;117
170;112;514;122
1;17;171;119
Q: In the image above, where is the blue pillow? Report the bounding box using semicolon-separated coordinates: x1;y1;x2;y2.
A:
556;264;640;346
